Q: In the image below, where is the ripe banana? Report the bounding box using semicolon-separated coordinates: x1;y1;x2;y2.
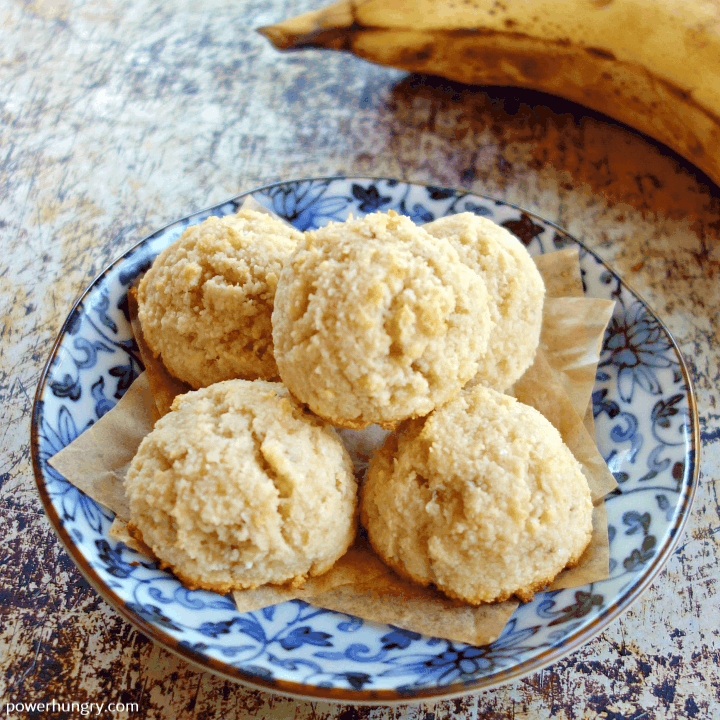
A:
259;0;720;188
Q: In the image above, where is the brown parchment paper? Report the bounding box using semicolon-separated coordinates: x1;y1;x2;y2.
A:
310;570;515;647
49;373;153;523
534;246;607;439
49;238;616;647
513;348;616;502
540;297;616;423
534;246;584;298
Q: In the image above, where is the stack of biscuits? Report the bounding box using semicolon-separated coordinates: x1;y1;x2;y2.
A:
126;206;593;605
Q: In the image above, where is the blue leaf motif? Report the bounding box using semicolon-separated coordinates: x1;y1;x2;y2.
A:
343;672;372;690
119;254;154;286
127;603;182;631
408;203;434;224
95;291;118;333
109;362;137;398
56;405;79;447
426;186;455;200
548;591;604;626
314;651;347;660
652;394;684;429
279;626;332;651
381;627;422;650
78;492;112;532
198;620;238;638
95;539;137;578
267;654;323;674
593;388;620;418
72;337;114;369
343;643;386;663
623;511;651;536
656;494;673;521
296;196;350;228
66;306;84;335
608;412;641;463
50;374;81;401
175;587;235;611
351;183;391;212
91;376;115;418
623;535;657;571
234;616;267;644
70;528;83;543
463;202;493;217
336;615;363;632
147;585;180;605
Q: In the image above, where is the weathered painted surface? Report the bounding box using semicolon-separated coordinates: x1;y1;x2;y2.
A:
1;0;718;717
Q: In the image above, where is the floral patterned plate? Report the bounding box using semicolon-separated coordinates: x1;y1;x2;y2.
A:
31;178;698;703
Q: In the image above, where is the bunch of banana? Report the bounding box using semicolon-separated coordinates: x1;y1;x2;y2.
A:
258;0;720;187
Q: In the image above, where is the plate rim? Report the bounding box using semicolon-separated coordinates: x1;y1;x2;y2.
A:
30;175;700;704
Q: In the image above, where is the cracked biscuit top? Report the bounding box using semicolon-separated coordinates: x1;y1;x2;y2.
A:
138;209;303;389
271;210;493;429
124;379;357;593
361;385;593;604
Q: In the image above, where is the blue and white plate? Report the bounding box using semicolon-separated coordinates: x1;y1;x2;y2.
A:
31;178;698;703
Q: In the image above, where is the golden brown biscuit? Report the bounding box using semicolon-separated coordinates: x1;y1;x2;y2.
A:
124;379;357;593
271;210;493;429
424;213;545;391
138;209;302;388
361;385;593;604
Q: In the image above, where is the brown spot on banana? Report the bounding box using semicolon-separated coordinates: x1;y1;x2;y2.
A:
585;47;616;60
258;0;720;188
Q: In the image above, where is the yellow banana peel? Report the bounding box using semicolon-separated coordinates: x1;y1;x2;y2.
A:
259;0;720;187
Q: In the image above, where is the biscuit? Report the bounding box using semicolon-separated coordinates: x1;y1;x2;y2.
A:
361;385;593;604
138;209;303;389
424;213;545;391
124;380;358;593
271;210;493;429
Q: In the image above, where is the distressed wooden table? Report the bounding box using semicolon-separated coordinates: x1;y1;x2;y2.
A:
2;0;719;717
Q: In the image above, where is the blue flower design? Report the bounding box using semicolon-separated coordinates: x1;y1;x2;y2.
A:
279;626;332;651
38;405;112;533
600;300;674;402
352;182;392;212
261;180;348;230
95;539;140;580
126;603;183;632
340;672;372;690
381;627;422;650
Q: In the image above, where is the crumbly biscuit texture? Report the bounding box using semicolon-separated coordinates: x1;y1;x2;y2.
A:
124;380;357;593
361;385;593;604
272;211;492;429
424;213;545;391
138;209;303;389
